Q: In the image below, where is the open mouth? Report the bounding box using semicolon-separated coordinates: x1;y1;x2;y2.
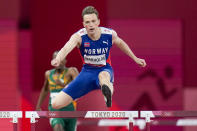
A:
89;28;95;32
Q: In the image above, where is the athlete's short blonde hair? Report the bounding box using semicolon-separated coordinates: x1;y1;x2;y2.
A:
82;6;99;19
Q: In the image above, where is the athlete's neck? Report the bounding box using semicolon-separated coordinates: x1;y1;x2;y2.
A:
55;67;65;73
88;27;101;41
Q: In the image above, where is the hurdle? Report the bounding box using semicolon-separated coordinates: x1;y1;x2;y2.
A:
25;111;138;131
25;111;197;130
71;118;197;130
0;111;22;131
140;111;197;131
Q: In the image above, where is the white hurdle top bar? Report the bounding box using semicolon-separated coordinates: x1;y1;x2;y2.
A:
26;111;138;118
141;111;197;118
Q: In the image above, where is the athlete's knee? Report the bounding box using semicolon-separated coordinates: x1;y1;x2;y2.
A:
99;71;110;80
51;100;61;109
52;92;73;109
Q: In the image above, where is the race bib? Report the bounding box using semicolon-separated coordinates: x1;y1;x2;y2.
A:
84;54;106;65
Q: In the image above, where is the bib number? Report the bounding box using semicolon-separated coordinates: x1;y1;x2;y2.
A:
84;54;106;65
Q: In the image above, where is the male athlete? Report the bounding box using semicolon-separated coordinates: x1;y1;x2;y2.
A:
36;51;78;131
51;6;146;109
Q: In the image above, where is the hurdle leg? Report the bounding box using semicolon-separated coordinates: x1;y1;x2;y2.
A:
145;115;151;131
128;114;135;131
140;111;154;131
30;114;37;131
12;112;21;131
129;122;133;131
13;123;17;131
146;122;150;131
31;123;36;131
25;112;38;131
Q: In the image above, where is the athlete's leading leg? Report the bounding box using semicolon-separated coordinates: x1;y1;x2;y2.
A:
98;71;113;107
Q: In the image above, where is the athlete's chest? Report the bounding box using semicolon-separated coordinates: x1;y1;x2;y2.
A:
81;35;112;55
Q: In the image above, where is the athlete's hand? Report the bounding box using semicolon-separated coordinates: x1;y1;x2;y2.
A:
135;58;146;67
51;58;60;67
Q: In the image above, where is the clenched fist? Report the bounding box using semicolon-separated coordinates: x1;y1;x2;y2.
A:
51;58;60;67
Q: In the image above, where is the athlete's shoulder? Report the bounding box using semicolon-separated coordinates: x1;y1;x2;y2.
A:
100;27;114;35
76;28;87;36
45;70;51;78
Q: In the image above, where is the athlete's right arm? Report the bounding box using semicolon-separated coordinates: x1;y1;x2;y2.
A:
51;33;81;67
36;71;50;111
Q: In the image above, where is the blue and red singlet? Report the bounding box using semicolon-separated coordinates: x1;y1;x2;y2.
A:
62;27;114;99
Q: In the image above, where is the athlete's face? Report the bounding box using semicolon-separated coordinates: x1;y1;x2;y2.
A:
83;13;100;35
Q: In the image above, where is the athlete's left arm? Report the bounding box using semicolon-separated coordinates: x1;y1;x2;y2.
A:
68;67;79;80
112;30;146;67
